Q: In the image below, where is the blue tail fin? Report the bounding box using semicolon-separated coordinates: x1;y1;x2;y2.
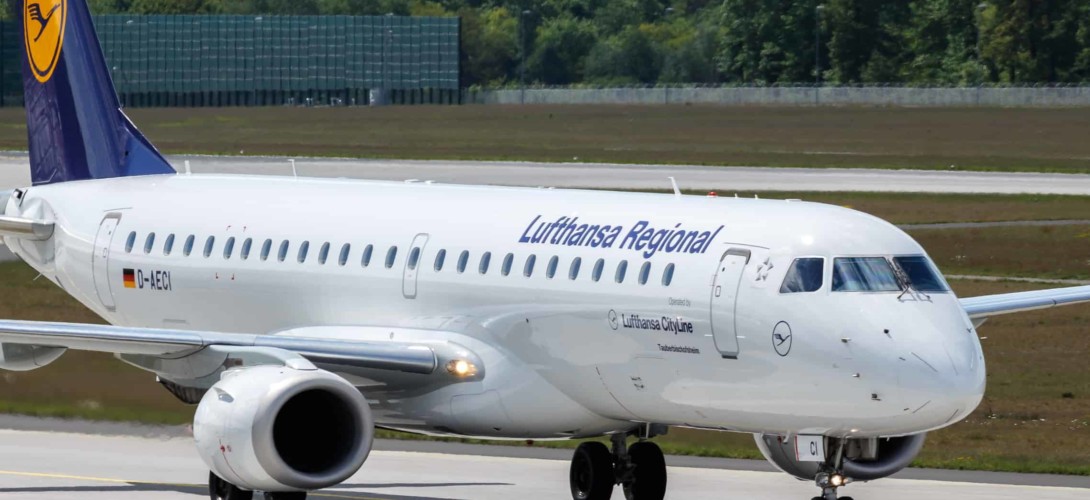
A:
18;0;174;185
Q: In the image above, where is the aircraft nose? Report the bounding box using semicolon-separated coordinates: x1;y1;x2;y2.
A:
901;323;986;427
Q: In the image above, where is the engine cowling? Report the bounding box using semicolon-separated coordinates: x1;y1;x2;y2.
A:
756;433;926;482
194;363;374;492
0;343;66;371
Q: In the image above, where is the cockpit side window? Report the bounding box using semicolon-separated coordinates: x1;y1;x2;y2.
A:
893;256;949;292
832;257;902;292
780;258;824;293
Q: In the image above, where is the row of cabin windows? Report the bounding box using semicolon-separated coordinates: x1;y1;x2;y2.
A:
420;249;675;286
124;231;676;286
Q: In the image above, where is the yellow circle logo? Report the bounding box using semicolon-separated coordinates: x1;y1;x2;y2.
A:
24;0;67;84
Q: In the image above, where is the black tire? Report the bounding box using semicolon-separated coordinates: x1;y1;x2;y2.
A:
570;441;615;500
209;472;254;500
264;493;307;500
839;497;855;500
622;441;666;500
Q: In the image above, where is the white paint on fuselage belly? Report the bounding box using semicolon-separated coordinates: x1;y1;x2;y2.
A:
9;173;982;437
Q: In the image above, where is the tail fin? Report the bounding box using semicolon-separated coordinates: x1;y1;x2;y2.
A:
18;0;174;185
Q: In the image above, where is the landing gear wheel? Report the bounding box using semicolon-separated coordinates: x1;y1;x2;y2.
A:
570;442;615;500
622;441;666;500
209;472;253;500
264;493;307;500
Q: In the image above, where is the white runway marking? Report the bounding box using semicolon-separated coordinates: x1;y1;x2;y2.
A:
2;152;1090;195
0;429;1085;500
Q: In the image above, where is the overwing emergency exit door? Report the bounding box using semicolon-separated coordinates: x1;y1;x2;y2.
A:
402;233;429;299
92;213;122;311
710;248;750;358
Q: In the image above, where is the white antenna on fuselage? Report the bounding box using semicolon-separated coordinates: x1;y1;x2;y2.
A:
184;160;191;175
668;177;681;197
289;159;297;178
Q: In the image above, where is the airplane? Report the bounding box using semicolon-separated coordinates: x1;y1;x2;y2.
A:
2;1;1089;500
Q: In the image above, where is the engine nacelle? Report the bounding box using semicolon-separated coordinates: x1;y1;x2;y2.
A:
756;433;926;482
0;343;66;371
194;363;374;492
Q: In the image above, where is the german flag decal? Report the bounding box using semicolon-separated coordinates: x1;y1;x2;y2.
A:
123;268;136;288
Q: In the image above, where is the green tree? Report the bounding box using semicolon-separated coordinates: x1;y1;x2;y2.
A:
527;15;596;84
461;7;519;86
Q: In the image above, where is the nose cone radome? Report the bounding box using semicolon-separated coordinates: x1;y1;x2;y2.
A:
900;303;986;430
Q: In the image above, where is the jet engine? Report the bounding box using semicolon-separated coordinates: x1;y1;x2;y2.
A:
756;433;926;482
194;363;374;493
0;343;66;371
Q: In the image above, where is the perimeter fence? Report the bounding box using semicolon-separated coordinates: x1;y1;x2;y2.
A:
1;14;461;107
466;84;1090;107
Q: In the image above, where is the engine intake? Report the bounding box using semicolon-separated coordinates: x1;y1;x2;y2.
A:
194;364;374;492
756;433;926;482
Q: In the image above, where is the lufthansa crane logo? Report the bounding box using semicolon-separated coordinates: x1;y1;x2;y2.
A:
24;0;67;83
772;321;792;357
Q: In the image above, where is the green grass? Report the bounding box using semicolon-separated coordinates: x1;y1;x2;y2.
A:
1;190;1089;476
5;106;1090;172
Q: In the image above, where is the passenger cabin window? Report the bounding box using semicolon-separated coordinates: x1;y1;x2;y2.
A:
278;240;290;262
125;232;137;253
408;247;421;270
361;244;373;267
893;256;949;292
298;241;310;263
592;259;605;282
457;251;470;273
524;255;536;277
780;258;824;293
638;262;652;285
318;242;331;265
479;252;491;274
832;257;902;292
569;257;582;280
385;246;397;269
241;238;252;260
223;237;235;259
163;234;175;256
662;263;675;286
501;253;514;276
260;239;272;261
615;260;628;283
183;235;195;256
339;244;351;266
546;256;559;279
203;236;216;258
144;233;156;254
434;249;447;271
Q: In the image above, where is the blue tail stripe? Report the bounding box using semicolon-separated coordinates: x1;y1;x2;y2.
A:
20;0;174;186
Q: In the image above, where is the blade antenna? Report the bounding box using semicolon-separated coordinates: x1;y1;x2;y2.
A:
668;177;681;197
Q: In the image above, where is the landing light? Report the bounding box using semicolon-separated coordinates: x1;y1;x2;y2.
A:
830;474;845;487
446;359;478;378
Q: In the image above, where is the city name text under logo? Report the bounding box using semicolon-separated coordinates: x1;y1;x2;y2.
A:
518;215;723;258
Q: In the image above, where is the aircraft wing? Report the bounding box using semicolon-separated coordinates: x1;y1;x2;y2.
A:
0;319;441;374
960;285;1090;320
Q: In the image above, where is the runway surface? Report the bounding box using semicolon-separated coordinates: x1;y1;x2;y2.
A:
2;152;1090;194
0;418;1087;500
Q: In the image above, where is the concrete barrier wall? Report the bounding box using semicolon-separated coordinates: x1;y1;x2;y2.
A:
467;87;1090;107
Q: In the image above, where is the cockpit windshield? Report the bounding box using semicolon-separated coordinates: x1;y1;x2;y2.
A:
893;256;949;292
832;257;902;292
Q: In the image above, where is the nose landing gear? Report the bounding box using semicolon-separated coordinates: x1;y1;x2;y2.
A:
810;471;854;500
568;427;668;500
208;472;307;500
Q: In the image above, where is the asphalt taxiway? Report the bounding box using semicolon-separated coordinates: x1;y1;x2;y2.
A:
2;152;1090;195
0;417;1087;500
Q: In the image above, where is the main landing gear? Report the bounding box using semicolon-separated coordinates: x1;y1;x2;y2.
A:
569;428;668;500
209;473;307;500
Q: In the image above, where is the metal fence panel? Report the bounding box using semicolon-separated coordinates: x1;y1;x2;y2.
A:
0;14;461;107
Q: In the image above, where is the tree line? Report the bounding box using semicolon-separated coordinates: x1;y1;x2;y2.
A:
6;0;1090;87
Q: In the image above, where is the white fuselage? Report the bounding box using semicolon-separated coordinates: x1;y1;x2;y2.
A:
5;174;985;440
